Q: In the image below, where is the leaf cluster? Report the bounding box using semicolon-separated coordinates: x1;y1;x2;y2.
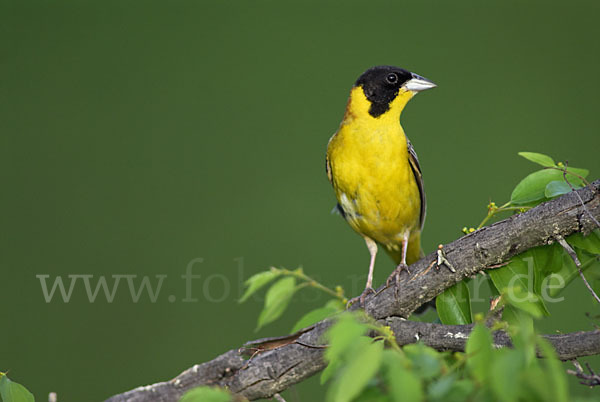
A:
438;152;599;327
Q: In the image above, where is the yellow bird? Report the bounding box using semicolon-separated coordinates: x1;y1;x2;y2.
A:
326;65;436;306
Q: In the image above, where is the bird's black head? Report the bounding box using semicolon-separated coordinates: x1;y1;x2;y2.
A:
354;65;435;118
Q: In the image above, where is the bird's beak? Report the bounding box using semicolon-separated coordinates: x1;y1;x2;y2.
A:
404;73;437;92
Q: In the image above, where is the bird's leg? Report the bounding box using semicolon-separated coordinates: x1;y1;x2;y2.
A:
347;237;378;308
386;233;410;298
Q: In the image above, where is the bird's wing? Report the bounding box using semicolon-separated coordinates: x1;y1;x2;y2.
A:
325;153;333;184
407;138;426;230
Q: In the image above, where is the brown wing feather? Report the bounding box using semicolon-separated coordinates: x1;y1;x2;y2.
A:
407;138;426;230
325;154;332;184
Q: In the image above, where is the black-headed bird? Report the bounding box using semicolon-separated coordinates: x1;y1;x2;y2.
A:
326;65;436;306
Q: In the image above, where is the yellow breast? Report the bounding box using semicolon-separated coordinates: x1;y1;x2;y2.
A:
327;87;421;248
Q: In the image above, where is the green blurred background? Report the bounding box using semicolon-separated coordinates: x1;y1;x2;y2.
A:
2;0;599;400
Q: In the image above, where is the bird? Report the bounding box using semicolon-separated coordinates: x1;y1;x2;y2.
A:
325;65;436;306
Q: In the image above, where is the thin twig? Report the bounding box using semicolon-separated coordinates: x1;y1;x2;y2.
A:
546;164;591;186
561;161;600;229
567;360;600;387
273;393;287;402
556;235;600;304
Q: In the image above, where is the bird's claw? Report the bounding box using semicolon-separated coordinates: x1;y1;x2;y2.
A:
386;263;410;298
346;287;376;308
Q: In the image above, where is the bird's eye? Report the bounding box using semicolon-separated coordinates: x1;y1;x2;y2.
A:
386;73;398;84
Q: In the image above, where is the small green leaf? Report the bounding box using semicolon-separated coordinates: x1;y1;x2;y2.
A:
565;166;589;179
510;169;585;205
566;230;600;255
239;269;280;303
179;386;232;402
353;386;391;402
436;281;472;325
528;244;563;275
490;349;525;402
486;275;500;296
527;245;562;308
489;255;548;316
427;374;456;401
466;324;493;384
546;247;600;297
518;152;555;167
322;312;369;384
522;365;553;402
256;276;297;330
382;350;423;402
536;338;568;402
438;379;474;402
0;374;35;402
403;343;442;380
592;279;600;297
544;180;574;198
503;287;545;318
502;305;534;333
291;300;342;333
326;339;383;402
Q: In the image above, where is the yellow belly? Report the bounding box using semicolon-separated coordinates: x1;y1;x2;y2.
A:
327;117;421;254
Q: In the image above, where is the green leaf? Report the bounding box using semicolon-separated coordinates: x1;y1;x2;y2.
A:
546;247;600;297
522;364;553;402
466;324;493;384
403;343;442;380
518;152;555;167
536;337;568;402
321;312;369;384
489;256;548;316
353;386;391;402
427;374;474;402
502;305;534;333
291;300;342;333
565;166;589;180
544;181;573;198
490;349;525;402
592;279;600;298
256;276;297;330
527;245;562;309
0;374;35;402
566;230;600;255
382;350;423;402
179;386;232;402
326;339;383;402
427;375;456;400
239;269;280;303
510;168;585;205
528;244;563;275
436;281;472;325
486;275;500;296
504;287;545;318
437;379;474;402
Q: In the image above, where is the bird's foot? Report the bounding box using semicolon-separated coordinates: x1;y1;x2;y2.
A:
386;263;410;298
346;287;376;308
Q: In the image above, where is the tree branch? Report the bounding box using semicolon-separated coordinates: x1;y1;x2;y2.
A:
361;179;600;319
567;360;600;387
383;318;600;361
105;180;600;402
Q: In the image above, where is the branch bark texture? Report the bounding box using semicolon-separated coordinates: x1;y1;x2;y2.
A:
106;180;600;402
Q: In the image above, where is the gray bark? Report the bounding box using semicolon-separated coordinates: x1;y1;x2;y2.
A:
106;180;600;402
